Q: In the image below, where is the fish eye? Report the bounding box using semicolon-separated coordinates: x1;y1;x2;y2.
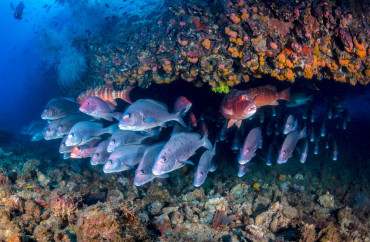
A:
87;102;90;105
140;169;145;175
76;146;81;150
94;153;99;157
200;171;203;176
108;160;113;164
111;139;116;144
161;157;168;163
283;150;287;154
69;133;74;138
46;128;50;132
123;114;130;119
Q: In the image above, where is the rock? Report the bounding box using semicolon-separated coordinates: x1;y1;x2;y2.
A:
299;224;316;242
230;184;248;199
318;192;335;209
253;195;271;213
25;200;41;222
204;197;228;213
170;211;184;225
147;201;164;215
337;207;352;228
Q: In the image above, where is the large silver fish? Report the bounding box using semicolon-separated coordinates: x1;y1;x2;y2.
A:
103;144;147;173
283;115;298;135
277;127;306;164
90;140;110;165
65;121;117;146
238;127;262;164
119;99;186;131
44;120;64;140
152;132;212;175
134;142;169;186
193;143;217;187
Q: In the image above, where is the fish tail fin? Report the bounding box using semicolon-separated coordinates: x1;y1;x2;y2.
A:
174;109;187;127
105;124;118;134
201;133;212;150
299;126;307;139
279;88;291;101
118;86;133;104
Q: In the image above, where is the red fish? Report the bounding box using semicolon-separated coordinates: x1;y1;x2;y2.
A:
221;89;257;128
189;112;198;127
77;84;133;106
70;139;100;158
174;96;192;113
245;85;290;107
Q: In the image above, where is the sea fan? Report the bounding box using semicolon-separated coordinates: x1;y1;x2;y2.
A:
57;47;86;88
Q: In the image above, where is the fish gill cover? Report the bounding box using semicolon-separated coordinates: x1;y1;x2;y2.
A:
0;0;369;241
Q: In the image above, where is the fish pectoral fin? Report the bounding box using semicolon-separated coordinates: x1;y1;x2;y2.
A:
109;100;118;106
156;174;169;178
181;160;195;165
144;117;156;123
126;164;135;169
236;120;242;128
227;119;237;128
271;101;279;105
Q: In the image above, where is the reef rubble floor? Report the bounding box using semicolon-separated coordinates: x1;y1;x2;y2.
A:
0;134;369;241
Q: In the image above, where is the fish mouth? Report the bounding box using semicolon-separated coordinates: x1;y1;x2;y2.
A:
70;153;78;158
152;169;165;176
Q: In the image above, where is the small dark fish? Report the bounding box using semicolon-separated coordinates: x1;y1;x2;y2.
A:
14;2;25;20
90;140;110;165
41;97;80;120
238;127;262;164
231;128;242;151
309;127;315;142
31;132;44;141
286;93;313;107
320;120;326;137
313;138;319;155
105;3;110;8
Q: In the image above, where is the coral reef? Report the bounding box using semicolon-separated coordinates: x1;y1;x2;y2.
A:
85;0;369;92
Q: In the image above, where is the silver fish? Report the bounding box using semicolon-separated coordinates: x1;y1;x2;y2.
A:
44;119;64;140
238;162;254;177
283;115;298;135
238;127;262;164
59;136;73;154
300;139;309;163
193;143;217;187
79;96;122;121
103;144;147;173
313;138;319;155
134;142;169;186
107;129;154;152
119;99;186;131
285;93;313;107
90;140;110;165
266;140;275;166
332;139;338;161
152;132;211;175
31;132;44;141
320;120;326;137
309;127;315;142
65;121;117;146
277;127;306;164
55;113;94;136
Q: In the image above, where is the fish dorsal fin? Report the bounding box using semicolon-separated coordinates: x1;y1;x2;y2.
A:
227;119;237;128
263;85;277;92
143;99;168;111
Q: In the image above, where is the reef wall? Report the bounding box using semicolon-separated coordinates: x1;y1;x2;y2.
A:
86;0;369;92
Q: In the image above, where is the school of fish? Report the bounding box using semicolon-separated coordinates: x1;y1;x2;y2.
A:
29;83;344;187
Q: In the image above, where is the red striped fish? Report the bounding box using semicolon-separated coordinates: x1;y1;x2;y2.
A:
77;84;133;106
